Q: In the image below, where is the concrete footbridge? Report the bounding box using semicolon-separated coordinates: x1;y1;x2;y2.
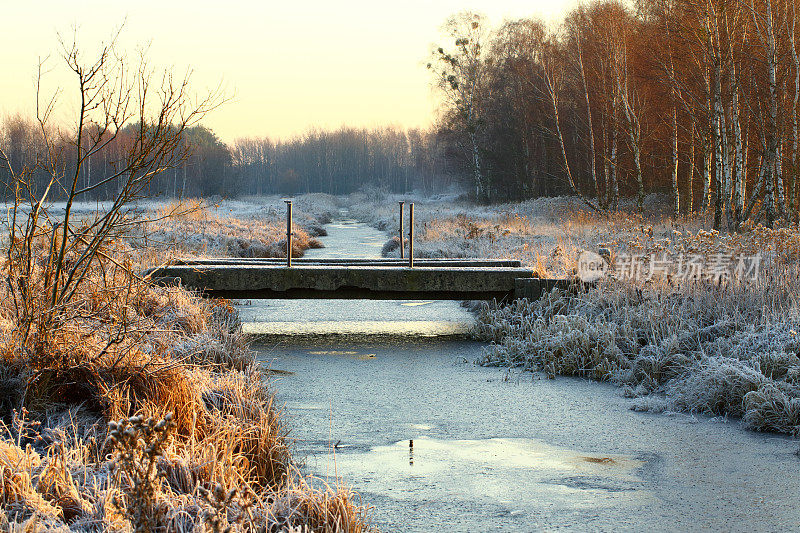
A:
145;202;577;300
145;257;573;301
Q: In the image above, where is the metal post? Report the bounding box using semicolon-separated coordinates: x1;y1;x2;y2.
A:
399;201;405;259
285;200;293;267
408;202;414;268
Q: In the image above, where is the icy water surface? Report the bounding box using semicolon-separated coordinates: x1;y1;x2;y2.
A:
239;216;800;532
239;218;475;337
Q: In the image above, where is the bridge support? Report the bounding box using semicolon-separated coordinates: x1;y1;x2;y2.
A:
399;201;404;259
513;277;587;299
284;200;293;267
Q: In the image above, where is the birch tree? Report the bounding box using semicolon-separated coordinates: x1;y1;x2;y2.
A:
428;12;490;201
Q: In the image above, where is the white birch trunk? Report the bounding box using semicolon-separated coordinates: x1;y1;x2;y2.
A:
688;126;695;213
763;0;779;224
672;105;680;218
791;2;800;217
578;26;600;205
730;66;745;228
616;53;644;212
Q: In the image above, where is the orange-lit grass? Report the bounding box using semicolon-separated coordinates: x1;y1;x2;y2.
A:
0;233;371;531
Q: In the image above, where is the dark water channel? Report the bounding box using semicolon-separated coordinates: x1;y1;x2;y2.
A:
238;217;800;532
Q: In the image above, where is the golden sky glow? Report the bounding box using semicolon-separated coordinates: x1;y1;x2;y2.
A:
2;0;577;142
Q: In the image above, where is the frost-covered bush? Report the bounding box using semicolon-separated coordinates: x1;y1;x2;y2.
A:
482;313;624;381
474;274;800;435
667;357;767;418
743;383;800;434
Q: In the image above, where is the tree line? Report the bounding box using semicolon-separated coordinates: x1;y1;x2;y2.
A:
230;127;456;195
0;116;231;200
432;0;800;228
4;0;800;230
0;116;456;200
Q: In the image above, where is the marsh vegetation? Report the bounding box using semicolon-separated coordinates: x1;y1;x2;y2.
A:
4;0;800;528
348;190;800;437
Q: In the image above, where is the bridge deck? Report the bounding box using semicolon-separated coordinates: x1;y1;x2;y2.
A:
146;258;576;300
171;257;523;267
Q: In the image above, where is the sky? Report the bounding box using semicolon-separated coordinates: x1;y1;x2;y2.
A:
1;0;578;143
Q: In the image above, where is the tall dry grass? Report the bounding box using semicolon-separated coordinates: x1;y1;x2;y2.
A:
0;229;371;531
122;195;340;268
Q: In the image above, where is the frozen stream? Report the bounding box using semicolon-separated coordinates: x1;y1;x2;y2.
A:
238;217;800;532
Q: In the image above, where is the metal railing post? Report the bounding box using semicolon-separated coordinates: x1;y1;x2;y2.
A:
285;200;293;267
399;201;405;259
408;202;414;268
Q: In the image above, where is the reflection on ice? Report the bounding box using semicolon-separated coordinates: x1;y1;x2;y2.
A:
324;436;647;513
243;319;470;337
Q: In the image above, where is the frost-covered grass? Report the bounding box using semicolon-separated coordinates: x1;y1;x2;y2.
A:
0;194;341;267
347;191;698;277
131;194;340;265
0;221;371;530
475;272;800;435
348;192;800;436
